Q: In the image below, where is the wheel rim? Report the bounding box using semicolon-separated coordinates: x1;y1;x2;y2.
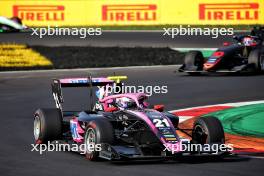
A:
34;116;41;140
193;125;207;144
85;128;96;154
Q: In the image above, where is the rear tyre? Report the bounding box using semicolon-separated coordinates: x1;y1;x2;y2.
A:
184;51;204;75
248;49;263;72
84;119;114;161
192;116;225;144
34;108;62;144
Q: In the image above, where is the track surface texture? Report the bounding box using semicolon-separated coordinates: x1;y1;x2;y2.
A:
0;31;247;47
0;66;263;176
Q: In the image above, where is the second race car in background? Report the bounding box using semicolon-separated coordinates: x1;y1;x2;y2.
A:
179;27;264;75
0;16;27;32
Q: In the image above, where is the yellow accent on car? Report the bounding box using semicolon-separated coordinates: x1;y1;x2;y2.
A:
166;138;177;141
107;76;128;83
0;44;52;67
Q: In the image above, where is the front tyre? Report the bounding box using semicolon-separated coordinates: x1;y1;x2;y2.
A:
84;119;114;161
192;116;225;144
34;108;62;144
184;51;204;75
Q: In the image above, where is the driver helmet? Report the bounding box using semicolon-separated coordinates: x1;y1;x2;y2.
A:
116;97;135;108
243;37;255;46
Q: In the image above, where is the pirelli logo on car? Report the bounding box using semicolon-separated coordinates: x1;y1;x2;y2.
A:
13;5;65;21
199;3;259;21
102;4;157;21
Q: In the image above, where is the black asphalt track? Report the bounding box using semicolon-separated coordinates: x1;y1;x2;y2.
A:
0;31;248;47
0;66;263;176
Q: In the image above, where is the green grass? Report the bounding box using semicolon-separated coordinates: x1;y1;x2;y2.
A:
203;103;264;138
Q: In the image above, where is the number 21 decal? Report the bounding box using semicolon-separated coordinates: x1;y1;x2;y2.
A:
153;119;170;127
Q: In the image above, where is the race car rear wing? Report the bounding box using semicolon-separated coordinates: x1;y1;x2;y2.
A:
51;76;127;111
58;77;114;87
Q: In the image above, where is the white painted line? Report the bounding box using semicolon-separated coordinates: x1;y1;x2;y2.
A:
171;48;217;51
224;100;264;107
0;65;181;74
169;100;264;114
170;105;226;113
169;100;264;123
178;116;193;123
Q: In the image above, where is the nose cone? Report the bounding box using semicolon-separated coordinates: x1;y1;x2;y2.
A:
204;51;224;70
203;57;219;70
203;62;215;70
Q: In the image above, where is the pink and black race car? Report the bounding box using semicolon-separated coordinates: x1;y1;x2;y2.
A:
34;76;229;161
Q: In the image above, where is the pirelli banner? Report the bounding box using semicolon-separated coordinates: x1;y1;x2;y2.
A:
0;0;263;26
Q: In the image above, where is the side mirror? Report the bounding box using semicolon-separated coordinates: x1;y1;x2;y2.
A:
154;104;164;112
223;42;230;46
